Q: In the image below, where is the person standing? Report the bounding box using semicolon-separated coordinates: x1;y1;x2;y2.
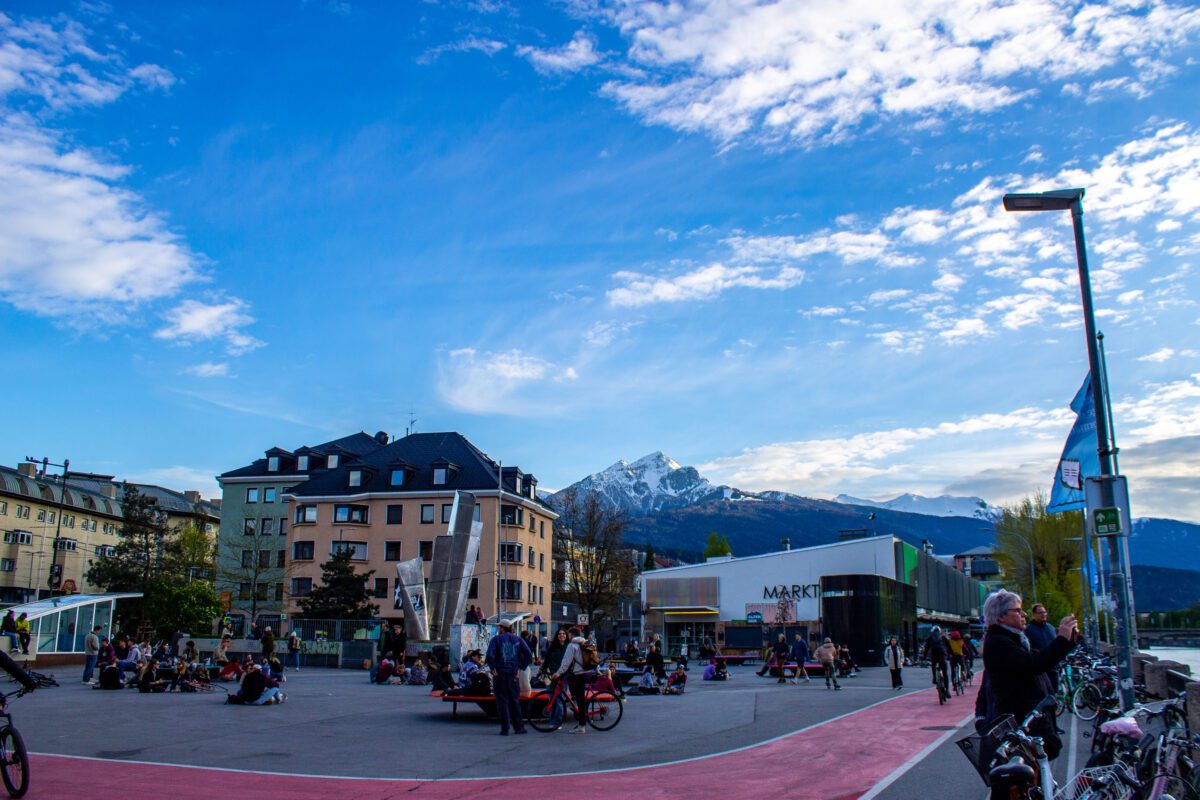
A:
1024;605;1060;686
551;627;592;734
287;630;302;671
82;624;102;684
261;626;276;662
884;636;905;690
772;634;790;684
485;619;533;736
815;638;840;690
790;633;811;683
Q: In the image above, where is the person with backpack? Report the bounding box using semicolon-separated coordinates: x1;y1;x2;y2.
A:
287;630;302;671
485;619;532;736
551;627;595;734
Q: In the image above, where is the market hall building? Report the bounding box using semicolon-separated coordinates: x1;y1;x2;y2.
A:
639;536;987;666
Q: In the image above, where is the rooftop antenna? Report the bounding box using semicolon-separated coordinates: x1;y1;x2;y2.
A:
405;407;418;437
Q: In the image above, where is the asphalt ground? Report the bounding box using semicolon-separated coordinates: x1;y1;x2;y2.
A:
9;662;1091;797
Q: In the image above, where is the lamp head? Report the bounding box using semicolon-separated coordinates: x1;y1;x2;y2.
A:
1003;188;1085;212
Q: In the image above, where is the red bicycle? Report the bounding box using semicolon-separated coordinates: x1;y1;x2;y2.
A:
526;677;623;732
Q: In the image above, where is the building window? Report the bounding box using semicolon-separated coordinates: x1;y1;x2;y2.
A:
36;509;45;522
261;518;276;536
540;520;545;538
275;583;284;602
17;506;29;519
292;541;315;561
373;577;388;599
334;504;369;524
298;455;309;471
96;545;116;558
0;559;13;572
528;547;535;567
295;505;317;524
65;515;75;528
241;550;254;568
348;470;363;488
441;504;452;524
386;505;403;525
277;550;286;568
389;469;405;487
500;505;523;526
529;515;535;532
243;518;258;536
3;531;31;545
538;585;544;604
258;550;272;569
385;541;402;561
420;504;434;524
279;518;288;536
418;540;433;561
0;502;6;514
238;582;252;600
468;577;478;600
54;539;77;552
267;457;279;472
433;467;447;485
539;552;545;571
498;542;523;564
246;488;259;503
327;454;339;469
264;488;277;503
474;505;481;522
48;512;55;524
331;540;368;560
498;579;522;601
291;577;313;597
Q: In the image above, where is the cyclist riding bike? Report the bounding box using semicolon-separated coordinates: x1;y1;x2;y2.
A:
922;626;951;698
948;631;967;685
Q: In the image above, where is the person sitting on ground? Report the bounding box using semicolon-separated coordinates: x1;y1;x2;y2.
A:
664;663;688;694
645;642;667;682
633;666;660;695
152;641;171;662
703;657;730;681
407;654;429;686
591;664;623;699
96;660;124;690
97;636;116;667
374;654;398;685
182;640;199;662
168;659;190;692
623;639;640;664
219;656;243;682
428;651;454;692
215;636;233;666
192;661;211;686
267;657;285;682
137;659;169;693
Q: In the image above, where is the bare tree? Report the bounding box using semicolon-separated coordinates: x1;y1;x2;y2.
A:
552;489;637;628
216;525;292;622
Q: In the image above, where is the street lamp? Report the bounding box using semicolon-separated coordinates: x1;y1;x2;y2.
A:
1003;187;1135;710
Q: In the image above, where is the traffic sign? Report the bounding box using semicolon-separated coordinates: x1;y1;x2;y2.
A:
576;614;589;625
1093;507;1121;536
532;614;541;624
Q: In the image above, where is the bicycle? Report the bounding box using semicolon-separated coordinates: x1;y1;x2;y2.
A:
932;661;950;704
951;661;965;697
526;675;623;732
0;671;57;798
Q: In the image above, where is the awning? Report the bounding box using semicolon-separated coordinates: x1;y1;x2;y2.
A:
655;606;719;616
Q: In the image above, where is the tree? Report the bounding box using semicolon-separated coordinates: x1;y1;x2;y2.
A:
552;489;637;628
86;484;172;627
703;532;732;558
642;546;656;572
165;521;217;583
144;578;221;640
994;493;1082;620
299;550;376;619
216;530;287;621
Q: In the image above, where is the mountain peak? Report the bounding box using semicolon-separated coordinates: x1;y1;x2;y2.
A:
834;493;1001;521
554;452;722;514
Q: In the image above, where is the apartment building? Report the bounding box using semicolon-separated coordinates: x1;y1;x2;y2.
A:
283;432;556;633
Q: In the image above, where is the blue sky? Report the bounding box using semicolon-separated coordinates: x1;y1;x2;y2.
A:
2;1;1199;520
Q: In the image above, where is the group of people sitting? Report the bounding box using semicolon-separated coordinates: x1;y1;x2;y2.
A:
370;650;458;689
631;660;688;695
93;636;215;693
1;611;31;655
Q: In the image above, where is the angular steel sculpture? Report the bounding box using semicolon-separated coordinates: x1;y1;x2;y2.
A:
395;490;482;644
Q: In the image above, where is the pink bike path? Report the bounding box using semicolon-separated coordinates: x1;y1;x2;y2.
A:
31;690;969;800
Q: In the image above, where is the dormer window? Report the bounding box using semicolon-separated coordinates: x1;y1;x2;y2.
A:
433;468;447;485
348;470;363;488
327;454;339;468
298;455;309;471
267;456;279;472
390;469;406;487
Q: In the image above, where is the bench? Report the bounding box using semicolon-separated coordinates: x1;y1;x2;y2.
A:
434;686;621;718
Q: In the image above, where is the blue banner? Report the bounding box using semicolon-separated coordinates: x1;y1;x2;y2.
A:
1047;373;1100;514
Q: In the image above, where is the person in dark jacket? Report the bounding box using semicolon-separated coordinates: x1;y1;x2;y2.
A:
981;590;1076;760
789;633;811;683
1023;604;1061;689
645;643;667;682
485;619;533;736
540;628;569;681
772;634;790;683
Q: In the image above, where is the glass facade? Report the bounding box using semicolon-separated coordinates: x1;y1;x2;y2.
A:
14;594;124;654
820;575;917;667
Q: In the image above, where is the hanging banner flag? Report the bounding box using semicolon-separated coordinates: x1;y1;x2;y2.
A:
1048;373;1101;514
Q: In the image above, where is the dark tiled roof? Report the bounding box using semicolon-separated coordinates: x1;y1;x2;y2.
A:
219;432;385;479
0;466;121;518
287;432;555;511
125;484;220;518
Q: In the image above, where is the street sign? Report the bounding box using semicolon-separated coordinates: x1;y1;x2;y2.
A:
577;614;589;625
1093;507;1121;536
532;614;541;624
746;611;763;624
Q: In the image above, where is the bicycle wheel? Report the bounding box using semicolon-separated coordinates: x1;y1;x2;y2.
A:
526;692;564;733
0;725;29;799
586;694;623;731
1073;683;1103;722
1137;774;1200;800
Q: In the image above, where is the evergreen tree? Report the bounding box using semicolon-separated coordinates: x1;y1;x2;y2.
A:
642;546;656;571
703;532;732;558
299;550;377;619
86;484;172;626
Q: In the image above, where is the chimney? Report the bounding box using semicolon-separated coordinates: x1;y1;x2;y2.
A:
780;537;791;551
184;491;202;504
17;462;36;477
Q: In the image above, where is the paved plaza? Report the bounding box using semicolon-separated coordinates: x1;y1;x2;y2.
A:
12;664;1090;798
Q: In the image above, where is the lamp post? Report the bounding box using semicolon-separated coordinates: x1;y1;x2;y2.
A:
24;456;69;597
1002;188;1135;710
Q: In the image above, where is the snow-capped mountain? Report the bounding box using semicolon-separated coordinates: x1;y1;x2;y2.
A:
835;493;1002;521
550;451;755;514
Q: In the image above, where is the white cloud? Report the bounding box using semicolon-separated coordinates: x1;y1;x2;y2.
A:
937;317;989;343
730;230;919;267
585;319;640;346
1138;347;1175;363
438;347;572;414
590;0;1200;147
517;31;601;76
155;298;264;355
607;262;803;307
417;36;507;65
184;362;230;378
802;305;844;318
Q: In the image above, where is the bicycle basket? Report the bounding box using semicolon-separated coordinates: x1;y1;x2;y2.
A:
956;715;1015;784
1052;764;1137;800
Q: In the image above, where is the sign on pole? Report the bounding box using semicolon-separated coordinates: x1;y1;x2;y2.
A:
577;613;589;625
1093;507;1121;536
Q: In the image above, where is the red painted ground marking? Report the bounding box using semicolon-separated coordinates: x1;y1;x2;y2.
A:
31;689;968;800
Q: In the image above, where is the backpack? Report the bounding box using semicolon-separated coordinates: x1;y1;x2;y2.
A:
580;642;599;670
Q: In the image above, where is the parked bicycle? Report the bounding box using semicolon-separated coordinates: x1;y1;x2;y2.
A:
526;675;622;732
0;670;58;798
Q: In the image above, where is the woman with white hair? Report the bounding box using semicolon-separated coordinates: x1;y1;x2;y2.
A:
980;590;1076;760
